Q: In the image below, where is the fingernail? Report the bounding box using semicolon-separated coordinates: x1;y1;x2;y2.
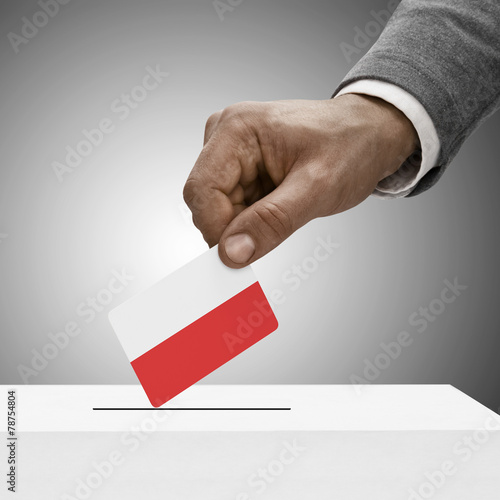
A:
225;233;256;264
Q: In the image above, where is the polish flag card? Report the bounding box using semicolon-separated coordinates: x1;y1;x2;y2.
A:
108;246;278;407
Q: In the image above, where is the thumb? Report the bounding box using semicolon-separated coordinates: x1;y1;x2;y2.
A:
218;171;320;268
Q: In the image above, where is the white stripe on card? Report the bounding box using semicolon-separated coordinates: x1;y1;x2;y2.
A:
109;245;256;360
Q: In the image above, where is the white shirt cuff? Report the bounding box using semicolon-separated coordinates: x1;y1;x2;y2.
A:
335;80;441;198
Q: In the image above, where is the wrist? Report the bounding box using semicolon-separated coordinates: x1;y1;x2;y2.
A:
336;93;419;181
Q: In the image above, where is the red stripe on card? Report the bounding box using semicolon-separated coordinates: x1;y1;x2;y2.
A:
131;281;278;407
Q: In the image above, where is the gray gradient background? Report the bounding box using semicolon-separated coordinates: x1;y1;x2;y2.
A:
1;0;499;411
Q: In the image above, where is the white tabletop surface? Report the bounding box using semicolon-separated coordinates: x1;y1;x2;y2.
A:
6;384;499;432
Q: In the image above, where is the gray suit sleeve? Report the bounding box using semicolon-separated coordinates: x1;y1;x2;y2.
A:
333;0;500;196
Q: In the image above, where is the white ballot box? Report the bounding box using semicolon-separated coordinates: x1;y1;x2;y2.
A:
2;384;499;499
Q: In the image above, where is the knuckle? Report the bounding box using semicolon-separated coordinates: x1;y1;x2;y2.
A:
182;177;198;206
205;110;222;136
207;110;222;125
220;101;259;128
184;176;217;212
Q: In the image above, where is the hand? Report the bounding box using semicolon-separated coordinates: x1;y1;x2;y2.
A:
183;95;418;268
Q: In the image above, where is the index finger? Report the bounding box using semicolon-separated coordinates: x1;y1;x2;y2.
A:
183;140;243;247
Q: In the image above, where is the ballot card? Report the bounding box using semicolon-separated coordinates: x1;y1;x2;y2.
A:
109;246;278;407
